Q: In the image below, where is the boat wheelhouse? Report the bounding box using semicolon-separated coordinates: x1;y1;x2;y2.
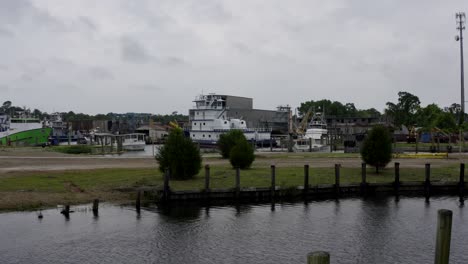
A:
189;94;271;146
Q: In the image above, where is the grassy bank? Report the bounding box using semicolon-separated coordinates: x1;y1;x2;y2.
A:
0;163;464;211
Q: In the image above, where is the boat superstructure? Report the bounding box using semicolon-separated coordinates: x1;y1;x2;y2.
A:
0;112;52;146
189;94;271;146
294;112;328;151
122;133;146;151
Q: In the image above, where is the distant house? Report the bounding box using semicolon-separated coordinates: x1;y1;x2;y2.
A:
136;123;170;143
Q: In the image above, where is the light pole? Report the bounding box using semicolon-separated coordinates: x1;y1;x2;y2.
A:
456;12;466;124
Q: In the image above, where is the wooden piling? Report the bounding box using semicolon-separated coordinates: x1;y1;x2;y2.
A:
271;165;276;199
425;163;431;198
205;164;210;192
61;205;70;217
459;163;465;202
307;251;330;264
360;163;367;195
304;164;310;196
235;167;240;198
136;191;141;212
163;169;170;201
434;209;452;264
394;162;400;195
92;199;99;215
334;164;340;197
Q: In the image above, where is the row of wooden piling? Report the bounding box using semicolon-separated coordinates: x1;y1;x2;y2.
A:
160;163;467;202
308;209;453;264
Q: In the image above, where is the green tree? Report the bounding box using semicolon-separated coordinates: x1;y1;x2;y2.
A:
218;130;246;158
229;136;255;169
385;91;421;128
361;125;392;173
156;128;202;180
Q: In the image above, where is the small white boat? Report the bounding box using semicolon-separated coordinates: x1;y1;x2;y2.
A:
122;133;146;151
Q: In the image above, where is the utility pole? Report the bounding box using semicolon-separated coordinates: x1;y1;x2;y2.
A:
456;12;466;124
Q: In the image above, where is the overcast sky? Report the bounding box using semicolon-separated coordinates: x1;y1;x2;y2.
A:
0;0;467;115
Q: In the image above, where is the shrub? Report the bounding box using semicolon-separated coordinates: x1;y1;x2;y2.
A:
229;138;255;169
218;130;246;158
156;128;202;180
361;125;392;173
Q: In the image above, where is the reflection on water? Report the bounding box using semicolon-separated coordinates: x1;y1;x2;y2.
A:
1;197;467;264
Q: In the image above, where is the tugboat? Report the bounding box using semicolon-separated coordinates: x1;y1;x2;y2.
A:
189;94;271;147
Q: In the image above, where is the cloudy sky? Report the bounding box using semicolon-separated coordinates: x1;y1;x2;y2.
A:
0;0;467;115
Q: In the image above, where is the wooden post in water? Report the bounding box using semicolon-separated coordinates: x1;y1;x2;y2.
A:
235;167;240;198
163;169;170;201
434;209;452;264
307;251;330;264
394;162;400;195
360;163;367;195
304;164;310;197
204;164;210;192
92;199;99;216
61;205;70;218
271;165;276;200
425;163;431;198
460;163;465;203
136;191;141;212
334;164;340;197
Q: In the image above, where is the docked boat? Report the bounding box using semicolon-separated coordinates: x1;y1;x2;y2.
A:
294;112;329;151
0;113;52;146
189;94;271;147
122;133;146;151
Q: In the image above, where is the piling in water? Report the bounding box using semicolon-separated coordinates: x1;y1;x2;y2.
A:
163;169;171;201
136;191;141;212
271;165;276;200
334;164;340;197
425;163;431;198
394;162;400;196
460;163;465;203
92;199;99;216
205;164;210;193
235;167;240;198
304;164;310;197
360;163;367;195
307;251;330;264
434;209;452;264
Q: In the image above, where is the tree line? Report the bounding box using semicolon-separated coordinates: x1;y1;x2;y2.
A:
298;91;462;132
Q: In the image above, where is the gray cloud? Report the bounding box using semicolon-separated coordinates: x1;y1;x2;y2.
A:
0;28;14;37
133;84;163;92
89;67;114;80
0;0;466;115
121;36;155;64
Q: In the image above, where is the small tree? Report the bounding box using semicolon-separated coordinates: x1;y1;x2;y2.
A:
218;130;246;158
361;125;392;173
229;137;255;169
156;128;202;180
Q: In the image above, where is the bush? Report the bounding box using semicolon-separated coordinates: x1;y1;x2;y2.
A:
54;145;92;154
156;128;202;180
361;125;392;173
218;130;246;158
229;138;255;169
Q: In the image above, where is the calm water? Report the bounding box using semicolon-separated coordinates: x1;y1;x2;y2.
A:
1;197;467;264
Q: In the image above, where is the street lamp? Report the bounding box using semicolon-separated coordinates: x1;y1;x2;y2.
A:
456;12;465;124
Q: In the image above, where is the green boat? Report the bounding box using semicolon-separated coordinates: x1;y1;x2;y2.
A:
0;115;52;146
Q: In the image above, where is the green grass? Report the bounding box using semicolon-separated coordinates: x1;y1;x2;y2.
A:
0;164;464;193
